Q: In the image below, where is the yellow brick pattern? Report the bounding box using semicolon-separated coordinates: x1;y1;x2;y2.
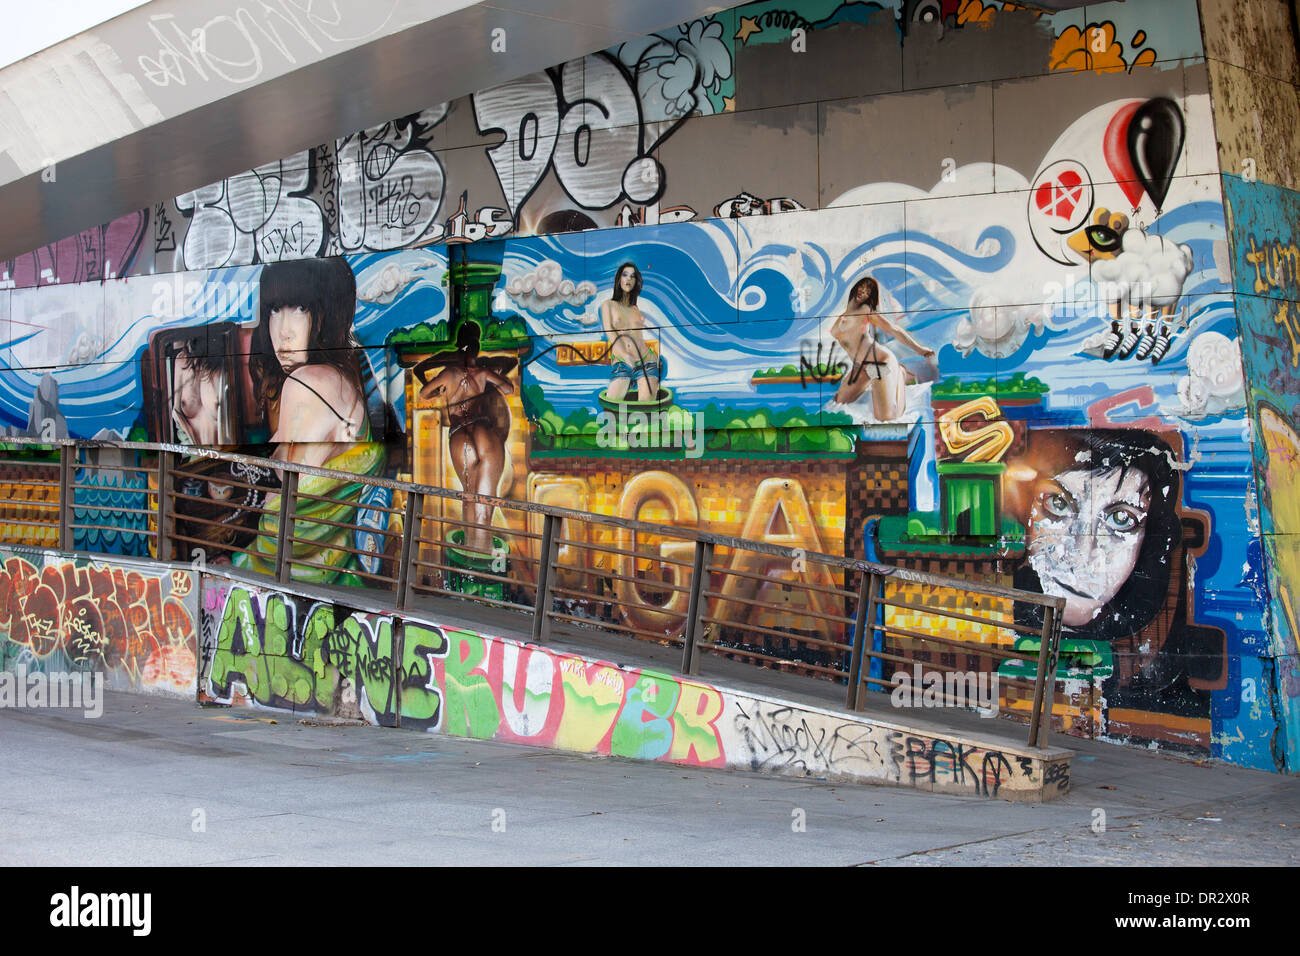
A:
0;477;61;548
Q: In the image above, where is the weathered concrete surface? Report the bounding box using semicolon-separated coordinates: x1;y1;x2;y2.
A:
1200;0;1298;80
1206;58;1300;190
1201;0;1300;189
0;690;1295;866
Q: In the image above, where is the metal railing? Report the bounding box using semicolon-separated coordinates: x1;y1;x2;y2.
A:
0;436;1066;748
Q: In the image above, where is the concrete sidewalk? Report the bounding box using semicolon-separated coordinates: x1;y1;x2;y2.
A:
1;688;1296;865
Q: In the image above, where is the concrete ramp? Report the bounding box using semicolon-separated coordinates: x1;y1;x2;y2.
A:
0;543;1071;801
198;571;1074;801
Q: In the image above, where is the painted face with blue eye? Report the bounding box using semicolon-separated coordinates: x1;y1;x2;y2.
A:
1026;466;1151;628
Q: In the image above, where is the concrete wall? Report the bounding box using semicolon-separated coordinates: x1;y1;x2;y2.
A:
0;0;1284;769
1201;0;1300;770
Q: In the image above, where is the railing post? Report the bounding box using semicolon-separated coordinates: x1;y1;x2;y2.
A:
395;490;422;611
847;570;881;711
683;540;715;672
274;470;299;585
155;450;172;562
1028;602;1061;749
532;513;559;644
58;443;74;551
680;539;709;676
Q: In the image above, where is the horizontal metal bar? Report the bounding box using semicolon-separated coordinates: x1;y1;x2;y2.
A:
410;548;541;572
167;490;277;518
0;499;59;510
292;489;406;516
706;561;858;601
70;522;155;537
695;642;848;679
876;621;1038;662
701;589;857;627
169;470;273;494
0;516;61;530
548;563;693;594
549;583;687;608
68;503;157;518
411;559;524;587
877;595;1041;635
701;614;850;649
167;530;261;561
283;555;396;586
281;508;400;537
408;583;533;613
554;536;695;567
419;515;541;541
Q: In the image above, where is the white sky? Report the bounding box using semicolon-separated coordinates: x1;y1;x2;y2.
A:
0;0;153;69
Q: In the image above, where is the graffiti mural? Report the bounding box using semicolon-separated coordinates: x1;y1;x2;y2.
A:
334;106;451;253
727;695;1047;797
202;582;442;728
0;0;1287;772
0;552;197;696
200;579;1056;793
369;82;1254;762
201;581;728;764
171;152;328;270
1;210;150;290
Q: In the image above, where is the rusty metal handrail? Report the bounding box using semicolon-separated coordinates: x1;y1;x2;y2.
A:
0;435;1067;749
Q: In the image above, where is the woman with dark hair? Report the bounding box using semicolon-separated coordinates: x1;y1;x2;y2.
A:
1010;428;1228;726
171;341;231;446
248;257;367;467
601;262;661;403
1012;429;1181;640
830;275;934;421
235;257;386;587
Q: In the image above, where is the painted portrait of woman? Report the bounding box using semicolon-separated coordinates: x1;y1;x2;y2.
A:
1008;428;1224;723
1009;428;1180;639
414;322;517;555
234;257;388;587
601;262;662;403
830;275;935;421
248;257;370;468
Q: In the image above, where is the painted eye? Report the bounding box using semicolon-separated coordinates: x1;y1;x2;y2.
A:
1103;507;1144;533
1037;492;1074;520
1086;224;1122;253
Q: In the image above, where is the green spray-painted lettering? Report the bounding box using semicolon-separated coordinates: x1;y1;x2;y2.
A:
440;629;498;739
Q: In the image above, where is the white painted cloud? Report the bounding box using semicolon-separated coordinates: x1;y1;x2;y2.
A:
357;262;438;304
1092;231;1194;309
952;286;1046;358
1176;331;1245;420
506;260;598;313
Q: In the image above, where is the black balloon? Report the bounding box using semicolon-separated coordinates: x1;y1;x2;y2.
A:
1126;97;1184;212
